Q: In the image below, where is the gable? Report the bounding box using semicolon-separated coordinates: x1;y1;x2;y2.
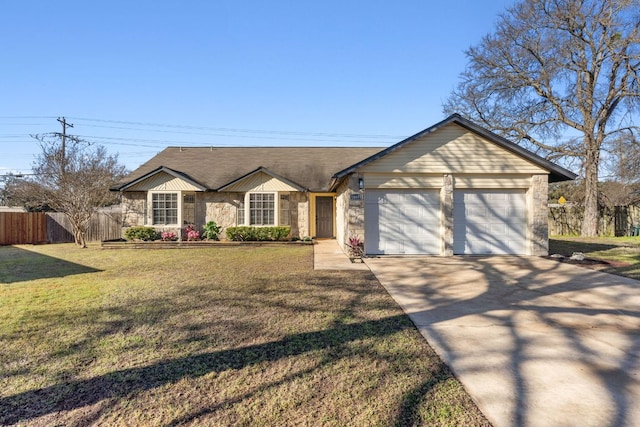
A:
360;123;548;175
220;171;301;192
126;171;204;191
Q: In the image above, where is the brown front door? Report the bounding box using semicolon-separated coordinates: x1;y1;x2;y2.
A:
316;197;334;238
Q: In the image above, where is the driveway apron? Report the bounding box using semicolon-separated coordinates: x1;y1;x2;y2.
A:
366;256;640;427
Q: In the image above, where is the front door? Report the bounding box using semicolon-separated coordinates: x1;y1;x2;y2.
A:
316;196;334;238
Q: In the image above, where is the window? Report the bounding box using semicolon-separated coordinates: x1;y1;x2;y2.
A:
237;198;245;225
238;193;276;225
279;194;290;226
152;193;178;225
238;193;285;226
250;193;275;225
183;193;195;225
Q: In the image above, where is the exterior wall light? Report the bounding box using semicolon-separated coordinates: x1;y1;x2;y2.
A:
358;178;364;189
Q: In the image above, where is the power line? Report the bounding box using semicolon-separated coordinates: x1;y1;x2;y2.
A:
0;116;57;120
0;115;408;144
71;134;392;146
66;116;404;140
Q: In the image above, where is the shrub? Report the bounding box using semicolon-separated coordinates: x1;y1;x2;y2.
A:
124;226;158;241
160;231;177;241
225;226;291;241
185;224;200;241
202;221;222;240
347;234;364;258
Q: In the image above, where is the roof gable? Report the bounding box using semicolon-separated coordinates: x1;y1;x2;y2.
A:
332;114;577;184
218;167;305;192
113;166;207;192
359;122;548;175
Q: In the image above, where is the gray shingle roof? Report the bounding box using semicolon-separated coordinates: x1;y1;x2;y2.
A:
115;115;577;193
115;147;384;192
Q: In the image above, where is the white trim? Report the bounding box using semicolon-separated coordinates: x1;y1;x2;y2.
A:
147;190;182;226
241;191;278;226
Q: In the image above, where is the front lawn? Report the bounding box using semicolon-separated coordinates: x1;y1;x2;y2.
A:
0;244;489;426
550;236;640;280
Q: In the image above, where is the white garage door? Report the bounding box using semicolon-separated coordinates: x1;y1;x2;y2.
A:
365;190;440;255
453;190;526;255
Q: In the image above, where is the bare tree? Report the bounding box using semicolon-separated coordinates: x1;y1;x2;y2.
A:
444;0;640;236
25;134;127;247
604;132;640;184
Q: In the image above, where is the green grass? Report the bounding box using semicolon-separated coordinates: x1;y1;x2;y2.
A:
550;236;640;280
0;244;489;426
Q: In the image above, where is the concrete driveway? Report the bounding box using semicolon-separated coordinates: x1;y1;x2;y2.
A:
366;256;640;427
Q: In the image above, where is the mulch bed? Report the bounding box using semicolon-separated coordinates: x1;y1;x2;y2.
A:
547;256;631;271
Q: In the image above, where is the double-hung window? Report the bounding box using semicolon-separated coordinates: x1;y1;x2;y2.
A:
237;192;289;226
152;193;178;225
249;193;275;225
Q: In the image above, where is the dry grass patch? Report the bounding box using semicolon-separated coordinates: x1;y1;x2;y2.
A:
0;244;489;426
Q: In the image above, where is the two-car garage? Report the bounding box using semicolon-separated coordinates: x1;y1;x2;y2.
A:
364;189;527;255
334;115;576;257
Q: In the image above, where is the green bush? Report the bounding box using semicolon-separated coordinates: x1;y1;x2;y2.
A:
202;221;222;240
124;226;159;241
225;226;291;241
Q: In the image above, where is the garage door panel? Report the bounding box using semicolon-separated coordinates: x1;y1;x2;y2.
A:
365;190;440;255
454;190;526;255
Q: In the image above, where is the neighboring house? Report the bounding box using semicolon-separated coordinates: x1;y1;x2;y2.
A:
112;114;576;255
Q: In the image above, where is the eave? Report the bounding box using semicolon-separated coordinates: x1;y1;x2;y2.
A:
110;166;208;192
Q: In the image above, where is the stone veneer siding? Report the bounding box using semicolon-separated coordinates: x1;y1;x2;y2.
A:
199;192;309;239
121;192;146;227
291;192;309;238
121;191;310;240
335;174;365;252
529;174;549;256
441;174;454;256
199;192;240;237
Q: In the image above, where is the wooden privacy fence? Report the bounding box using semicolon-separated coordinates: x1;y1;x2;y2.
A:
0;211;123;245
0;212;47;244
46;212;123;243
549;204;640;236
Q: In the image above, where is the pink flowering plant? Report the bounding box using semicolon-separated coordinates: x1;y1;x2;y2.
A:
160;231;177;241
347;234;364;260
185;224;200;241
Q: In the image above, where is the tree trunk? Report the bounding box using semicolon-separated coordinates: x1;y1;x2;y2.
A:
581;147;599;237
67;214;88;248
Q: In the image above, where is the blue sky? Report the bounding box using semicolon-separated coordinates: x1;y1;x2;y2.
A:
0;1;513;174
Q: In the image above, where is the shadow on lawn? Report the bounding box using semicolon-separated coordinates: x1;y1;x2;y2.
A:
0;246;100;284
0;314;426;425
549;238;620;255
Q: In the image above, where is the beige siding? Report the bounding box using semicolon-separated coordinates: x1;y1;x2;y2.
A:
365;174;444;189
453;174;532;189
360;123;549;175
222;171;299;192
127;172;202;191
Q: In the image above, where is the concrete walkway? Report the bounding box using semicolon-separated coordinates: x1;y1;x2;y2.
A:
366;256;640;427
313;239;369;271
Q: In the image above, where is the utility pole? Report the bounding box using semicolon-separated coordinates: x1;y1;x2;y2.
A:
57;117;74;175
